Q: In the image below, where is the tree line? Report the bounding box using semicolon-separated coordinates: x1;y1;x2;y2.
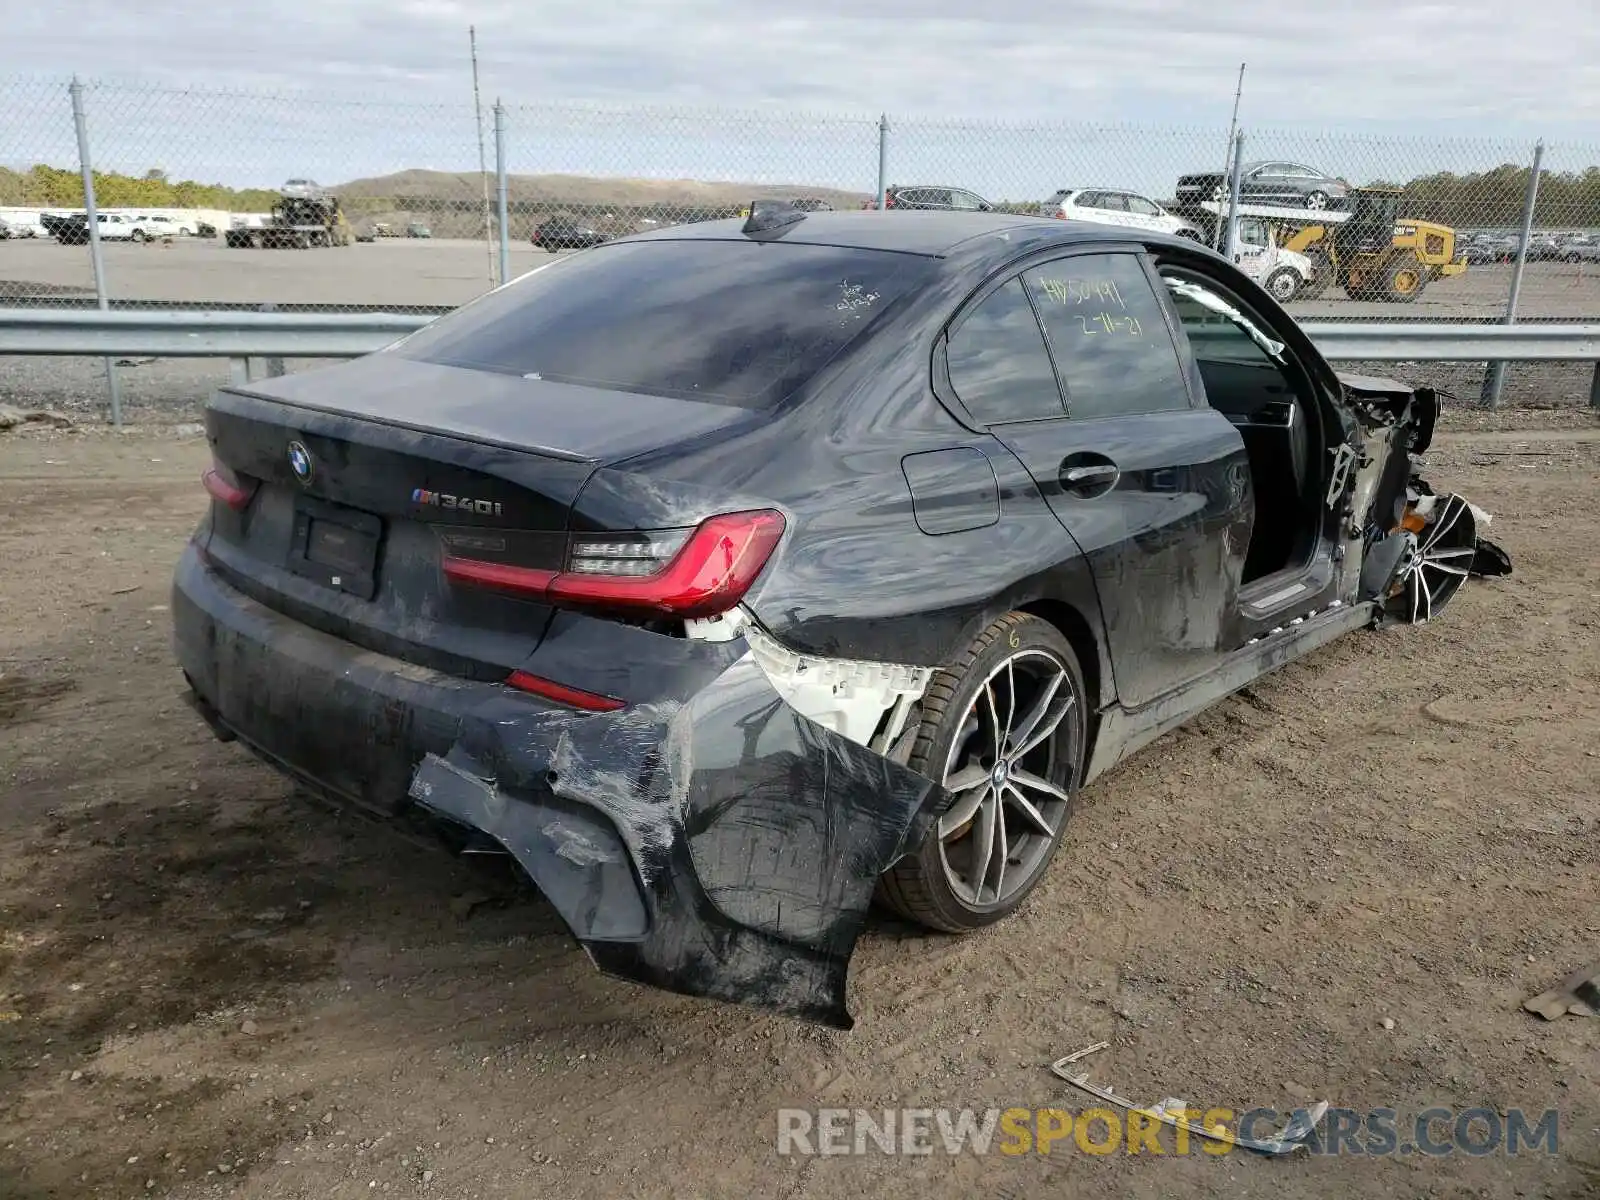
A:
3;160;1597;231
0;165;278;212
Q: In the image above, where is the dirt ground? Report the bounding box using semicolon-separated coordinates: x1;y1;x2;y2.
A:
1;417;1597;1200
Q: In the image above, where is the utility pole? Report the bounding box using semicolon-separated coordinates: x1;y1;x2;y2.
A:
1213;63;1246;251
470;26;495;287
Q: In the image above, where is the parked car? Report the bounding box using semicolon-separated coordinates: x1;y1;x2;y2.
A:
173;207;1508;1026
1560;236;1600;264
864;185;994;211
0;218;30;240
52;212;139;244
1042;187;1202;240
281;178;326;199
405;222;432;239
533;216;607;250
128;214;186;241
1175;161;1351;212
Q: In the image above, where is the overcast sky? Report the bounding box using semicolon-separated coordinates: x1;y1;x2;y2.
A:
3;1;1595;194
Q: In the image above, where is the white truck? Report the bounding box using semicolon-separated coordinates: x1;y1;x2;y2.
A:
1223;215;1317;303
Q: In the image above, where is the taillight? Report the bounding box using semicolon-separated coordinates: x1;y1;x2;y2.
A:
202;462;256;511
1052;210;1068;219
442;509;786;620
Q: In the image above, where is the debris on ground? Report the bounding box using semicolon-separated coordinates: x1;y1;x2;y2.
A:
1050;1041;1328;1156
1524;962;1600;1020
0;404;75;431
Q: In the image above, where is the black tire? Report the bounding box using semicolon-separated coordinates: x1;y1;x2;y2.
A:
1263;266;1301;303
877;612;1086;933
1380;255;1427;303
131;229;147;243
1304;190;1330;210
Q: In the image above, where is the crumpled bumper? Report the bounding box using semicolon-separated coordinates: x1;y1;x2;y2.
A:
172;544;943;1027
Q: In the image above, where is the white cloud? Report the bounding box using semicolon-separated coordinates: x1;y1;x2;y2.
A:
6;0;1595;126
1;0;1593;194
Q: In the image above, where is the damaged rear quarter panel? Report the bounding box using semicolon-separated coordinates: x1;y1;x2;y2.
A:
417;642;941;1029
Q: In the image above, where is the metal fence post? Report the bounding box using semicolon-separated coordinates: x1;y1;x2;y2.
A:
494;99;511;287
876;115;889;210
69;77;123;427
1590;361;1600;410
1481;140;1545;408
1221;131;1245;260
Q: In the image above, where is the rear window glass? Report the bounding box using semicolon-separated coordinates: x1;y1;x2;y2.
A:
392;239;933;407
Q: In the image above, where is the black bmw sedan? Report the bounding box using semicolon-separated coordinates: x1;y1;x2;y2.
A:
173;205;1505;1027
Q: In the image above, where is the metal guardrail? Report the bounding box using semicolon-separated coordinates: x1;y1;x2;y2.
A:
0;308;1597;406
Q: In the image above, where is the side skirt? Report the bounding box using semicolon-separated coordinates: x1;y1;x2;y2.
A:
1084;600;1375;783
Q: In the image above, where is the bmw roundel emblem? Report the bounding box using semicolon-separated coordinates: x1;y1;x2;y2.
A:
287;440;313;484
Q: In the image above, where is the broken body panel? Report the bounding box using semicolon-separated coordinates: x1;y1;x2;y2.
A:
172;216;1509;1027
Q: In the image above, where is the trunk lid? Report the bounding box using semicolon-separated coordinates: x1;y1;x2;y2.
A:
201;354;753;679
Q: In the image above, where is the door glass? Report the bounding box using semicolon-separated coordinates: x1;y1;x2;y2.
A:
1239;218;1269;247
1162;276;1287;365
1096;194;1130;212
1126;196;1162;217
1022;254;1191;421
949;190;987;211
945;279;1065;423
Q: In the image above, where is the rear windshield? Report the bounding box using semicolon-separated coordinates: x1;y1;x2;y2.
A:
393;239;933;407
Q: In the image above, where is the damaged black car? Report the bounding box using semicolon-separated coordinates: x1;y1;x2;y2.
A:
172;205;1509;1028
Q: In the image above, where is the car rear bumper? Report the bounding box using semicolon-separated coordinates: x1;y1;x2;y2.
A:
171;542;942;1027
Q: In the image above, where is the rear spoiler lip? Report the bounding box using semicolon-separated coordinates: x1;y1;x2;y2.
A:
212;382;598;465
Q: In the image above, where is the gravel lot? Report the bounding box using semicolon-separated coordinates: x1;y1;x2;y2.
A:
0;414;1597;1199
4;235;1600;318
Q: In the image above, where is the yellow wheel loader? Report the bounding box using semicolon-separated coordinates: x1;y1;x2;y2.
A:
1281;187;1466;302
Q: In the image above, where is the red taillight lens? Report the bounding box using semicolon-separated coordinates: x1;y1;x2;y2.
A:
442;509;785;620
202;462;256;511
505;670;624;712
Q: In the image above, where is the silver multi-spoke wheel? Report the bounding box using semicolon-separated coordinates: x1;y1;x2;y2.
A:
936;651;1075;907
1390;495;1478;623
878;614;1085;932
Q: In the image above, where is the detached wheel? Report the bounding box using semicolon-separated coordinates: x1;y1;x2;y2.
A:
878;613;1085;933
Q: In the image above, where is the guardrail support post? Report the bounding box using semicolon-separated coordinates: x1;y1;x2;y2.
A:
1590;361;1600;410
876;115;889;211
69;77;123;428
494;99;511;287
1481;139;1545;409
1220;131;1245;260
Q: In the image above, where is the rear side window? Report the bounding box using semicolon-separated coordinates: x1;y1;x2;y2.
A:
946;279;1064;423
1022;253;1191;421
393;240;932;408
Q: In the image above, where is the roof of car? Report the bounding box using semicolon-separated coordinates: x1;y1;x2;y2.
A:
629;210;1151;258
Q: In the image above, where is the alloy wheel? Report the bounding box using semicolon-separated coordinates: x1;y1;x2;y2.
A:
1392;495;1477;622
935;650;1079;908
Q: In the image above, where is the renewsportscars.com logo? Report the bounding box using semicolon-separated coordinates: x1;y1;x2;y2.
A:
775;1106;1560;1158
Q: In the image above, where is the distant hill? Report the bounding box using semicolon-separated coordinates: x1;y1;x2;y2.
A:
333;169;870;236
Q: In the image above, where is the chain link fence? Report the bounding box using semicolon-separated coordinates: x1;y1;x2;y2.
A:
2;78;1598;337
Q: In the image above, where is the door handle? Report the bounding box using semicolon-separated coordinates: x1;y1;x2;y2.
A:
1060;461;1121;497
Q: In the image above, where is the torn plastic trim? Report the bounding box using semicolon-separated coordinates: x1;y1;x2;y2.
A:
687;604;936;755
1051;1042;1328;1157
408;645;944;1028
